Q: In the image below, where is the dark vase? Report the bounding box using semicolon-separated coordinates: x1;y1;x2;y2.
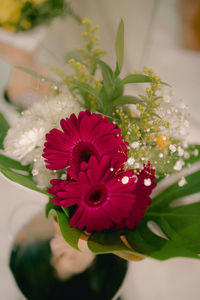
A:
9;213;128;300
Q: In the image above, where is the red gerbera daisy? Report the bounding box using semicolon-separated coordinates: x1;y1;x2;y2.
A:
43;110;128;175
49;155;137;233
115;163;156;230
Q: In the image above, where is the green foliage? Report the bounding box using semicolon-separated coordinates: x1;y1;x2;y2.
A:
121;74;152;84
46;198;82;250
2;18;199;262
59;19;163;126
45;145;200;260
115;19;124;72
125;167;200;260
0;113;10;149
0;154;48;195
112;95;143;107
15;0;80;32
48;149;200;260
87;230;142;256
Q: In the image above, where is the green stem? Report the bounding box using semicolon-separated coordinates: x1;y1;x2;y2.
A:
65;2;82;24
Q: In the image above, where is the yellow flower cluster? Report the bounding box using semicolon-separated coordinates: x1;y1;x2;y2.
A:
51;18;106;111
0;0;46;32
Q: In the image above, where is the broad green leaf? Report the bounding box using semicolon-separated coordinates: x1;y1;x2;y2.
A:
115;19;124;71
125;168;200;260
121;74;152;84
48;207;82;250
88;230;143;257
45;145;200;261
152;169;200;208
112;95;143;107
0;113;10;149
52;166;200;259
0;154;47;195
16;66;57;84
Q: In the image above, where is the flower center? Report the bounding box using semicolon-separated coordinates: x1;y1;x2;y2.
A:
85;184;108;207
73;141;99;163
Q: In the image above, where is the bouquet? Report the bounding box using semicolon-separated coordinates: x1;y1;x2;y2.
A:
0;0;79;33
1;17;200;270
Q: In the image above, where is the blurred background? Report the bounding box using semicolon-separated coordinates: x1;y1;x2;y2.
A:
0;0;200;299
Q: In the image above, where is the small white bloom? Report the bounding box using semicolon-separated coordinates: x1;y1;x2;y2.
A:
4;93;81;188
121;176;129;184
173;159;184;171
131;141;140;149
178;176;187;187
127;156;135;165
169;144;176;153
144;178;151;186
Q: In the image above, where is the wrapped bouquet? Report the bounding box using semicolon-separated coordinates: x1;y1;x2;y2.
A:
0;0;79;33
1;18;200;299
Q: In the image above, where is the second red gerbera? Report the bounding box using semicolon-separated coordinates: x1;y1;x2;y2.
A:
49;156;156;232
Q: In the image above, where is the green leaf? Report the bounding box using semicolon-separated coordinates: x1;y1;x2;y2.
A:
121;74;152;85
46;199;81;250
53;166;200;259
16;66;57;84
152;112;161;119
112;95;143;107
45;197;54;218
73;81;103;109
48;207;82;250
125;168;200;260
0;166;47;195
47;145;200;261
0;154;47;195
114;61;120;77
0;113;10;149
88;230;142;256
115;19;124;71
96;59;114;99
0;154;30;171
62;206;70;217
161;81;171;87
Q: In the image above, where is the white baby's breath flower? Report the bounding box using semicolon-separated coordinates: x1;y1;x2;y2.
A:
4;92;81;188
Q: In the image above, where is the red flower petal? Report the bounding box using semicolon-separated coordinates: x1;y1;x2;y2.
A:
48;156;140;232
43;111;128;174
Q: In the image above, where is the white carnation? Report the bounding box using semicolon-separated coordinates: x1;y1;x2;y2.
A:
4;93;81;188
